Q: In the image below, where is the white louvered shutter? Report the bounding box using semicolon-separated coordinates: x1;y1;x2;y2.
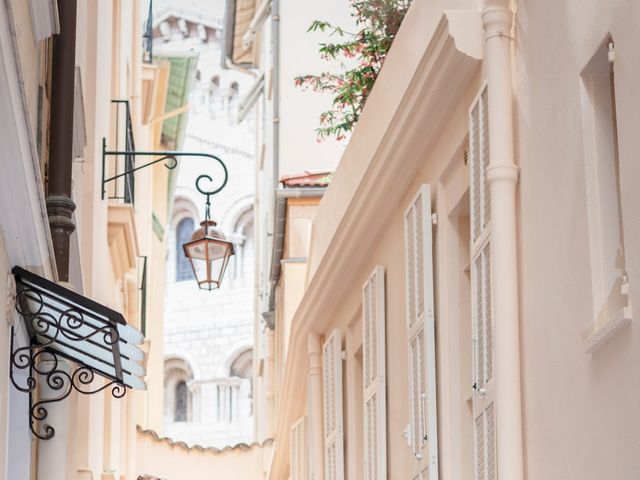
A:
363;266;387;480
291;416;308;480
404;184;439;480
469;85;496;480
323;329;344;480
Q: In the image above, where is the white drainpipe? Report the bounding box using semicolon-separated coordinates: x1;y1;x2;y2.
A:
482;1;524;479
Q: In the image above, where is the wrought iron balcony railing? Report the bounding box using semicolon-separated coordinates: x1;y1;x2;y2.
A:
138;255;148;336
106;100;137;204
142;0;153;64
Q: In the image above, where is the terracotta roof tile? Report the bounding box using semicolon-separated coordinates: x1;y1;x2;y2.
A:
279;171;332;188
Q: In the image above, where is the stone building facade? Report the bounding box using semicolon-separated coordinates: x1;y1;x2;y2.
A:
155;4;256;448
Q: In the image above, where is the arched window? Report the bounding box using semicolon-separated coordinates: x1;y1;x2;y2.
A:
228;348;253;417
176;218;194;281
229;206;254;281
164;356;194;424
230;348;253;379
175;381;188;422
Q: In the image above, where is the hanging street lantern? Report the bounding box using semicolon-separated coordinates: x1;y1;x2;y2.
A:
183;166;234;290
99;133;233;290
184;219;234;290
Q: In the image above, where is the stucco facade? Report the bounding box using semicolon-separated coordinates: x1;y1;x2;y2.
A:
1;0;639;479
262;1;640;479
0;0;175;478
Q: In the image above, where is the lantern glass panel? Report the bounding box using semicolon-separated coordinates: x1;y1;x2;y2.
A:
183;225;234;291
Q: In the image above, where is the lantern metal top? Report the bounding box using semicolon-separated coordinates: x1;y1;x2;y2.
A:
190;220;232;246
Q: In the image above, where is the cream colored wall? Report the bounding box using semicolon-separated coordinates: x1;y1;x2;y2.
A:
270;199;320;446
142;164;170;433
273;0;640;478
139;62;172;432
0;0;165;478
9;0;41;138
74;0;168;478
514;0;640;477
69;0;118;478
136;429;270;480
0;232;11;478
279;200;318;362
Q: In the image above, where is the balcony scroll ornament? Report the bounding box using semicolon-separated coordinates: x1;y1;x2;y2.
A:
9;267;146;440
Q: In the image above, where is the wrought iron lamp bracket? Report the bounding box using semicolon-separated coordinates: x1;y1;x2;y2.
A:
101;138;228;200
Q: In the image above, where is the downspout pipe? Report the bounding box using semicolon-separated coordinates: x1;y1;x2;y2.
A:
272;0;280;193
482;2;523;480
261;1;280;330
47;0;78;283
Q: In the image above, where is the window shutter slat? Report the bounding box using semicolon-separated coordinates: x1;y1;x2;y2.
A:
470;85;496;480
406;207;417;328
404;185;439;479
291;416;308;480
323;330;344;480
472;244;493;389
486;403;496;479
470;102;481;242
363;266;386;480
482;244;493;384
474;412;485;480
480;88;491;231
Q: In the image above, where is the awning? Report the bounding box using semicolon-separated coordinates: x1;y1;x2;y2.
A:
154;51;199;150
223;0;261;68
11;266;146;391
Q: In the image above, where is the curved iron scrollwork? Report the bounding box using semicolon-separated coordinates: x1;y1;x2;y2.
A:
10;288;127;440
101;136;227;201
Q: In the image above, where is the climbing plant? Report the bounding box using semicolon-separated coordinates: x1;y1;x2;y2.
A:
294;0;412;141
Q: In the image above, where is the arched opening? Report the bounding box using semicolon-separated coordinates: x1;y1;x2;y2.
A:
228;205;254;282
221;347;253;419
164;356;194;423
175;381;188;422
175;217;195;282
230;348;253;379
